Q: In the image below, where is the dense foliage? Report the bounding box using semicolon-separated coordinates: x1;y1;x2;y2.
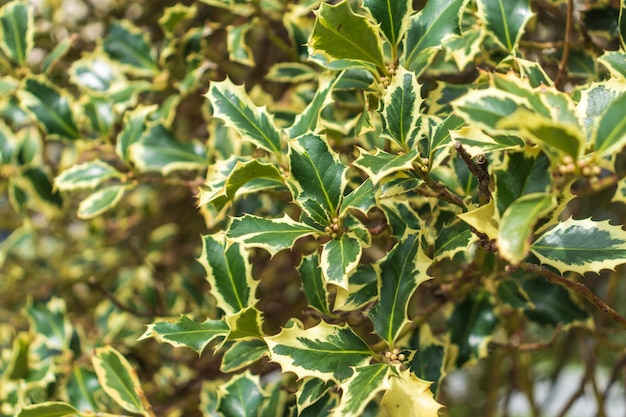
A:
2;0;626;416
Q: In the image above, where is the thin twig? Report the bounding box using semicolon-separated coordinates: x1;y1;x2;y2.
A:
519;262;626;329
488;323;563;352
455;141;491;204
413;163;465;208
88;276;155;318
554;0;574;89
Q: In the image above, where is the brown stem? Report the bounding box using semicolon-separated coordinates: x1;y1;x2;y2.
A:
413;163;465;208
488;323;563;352
519;262;626;329
455;141;491;204
554;0;574;89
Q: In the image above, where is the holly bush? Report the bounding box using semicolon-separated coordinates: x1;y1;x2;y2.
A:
2;0;626;416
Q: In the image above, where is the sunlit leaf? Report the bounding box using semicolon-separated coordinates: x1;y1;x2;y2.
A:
320;233;361;289
380;368;443;417
477;0;533;51
381;66;423;149
332;364;389;417
593;92;626;157
25;297;71;351
224;306;263;342
363;0;410;46
14;402;82;417
139;315;228;354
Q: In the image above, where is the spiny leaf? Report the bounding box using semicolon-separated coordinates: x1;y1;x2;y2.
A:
353;147;420;185
309;1;386;72
199;233;257;314
331;364;390;417
380;368;443;417
218;372;266;417
207;78;283;154
369;234;431;346
92;346;147;415
299;253;331;315
221;339;268;373
287;73;340;138
452;89;526;134
531;218;626;274
320;233;361;289
224;306;263;342
381;66;423;149
477;0;533;51
593;92;626;157
265;320;373;382
227;214;320;256
139;315;229;354
498;193;556;265
363;0;411;46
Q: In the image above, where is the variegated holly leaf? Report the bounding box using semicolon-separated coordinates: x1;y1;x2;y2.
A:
299;253;331;315
339;178;377;217
199;233;257;314
77;185;129;219
128;124;207;174
403;0;464;75
139;315;229;354
309;1;386;72
19;76;80;140
432;221;474;262
369;235;431;346
92;346;148;415
287;73;340;138
66;366;101;412
0;1;33;67
220;339;268;373
288;133;348;224
297;377;335;413
218;372;266;417
353;147;420;185
380;368;443;417
598;51;626;79
452;89;526;135
576;79;626;132
224;306;263;342
227;22;254;66
227;214;321;256
14;402;84;417
410;324;448;390
207;78;283;154
55;160;122;191
321;232;361;289
25;297;71;351
450;126;523;157
103;22;158;75
266;62;318;83
457;199;499;240
331;363;389;417
593;92;626;157
116;105;155;163
477;0;533;51
380;66;423;149
498;193;556;265
530;218;626;274
265;320;373;382
363;0;410;46
444;26;486;70
333;264;378;312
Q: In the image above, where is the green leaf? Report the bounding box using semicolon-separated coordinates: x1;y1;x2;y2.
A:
287;73;339;138
129;124;207;174
363;0;410;46
18;76;79;140
410;324;447;390
18;167;63;208
369;234;430;346
67;367;100;412
227;22;255;66
84;96;115;137
598;51;626;79
497;193;556;265
333;364;389;417
477;0;533;51
92;346;147;415
14;402;82;417
139;315;229;354
25;297;71;351
452;89;524;135
207;78;283;154
340;179;377;217
403;0;465;74
299;254;331;315
116;105;155;163
353;147;419;185
220;339;268;373
103;22;158;74
309;1;385;72
4;332;29;379
380;368;443;417
320;233;361;289
530;218;626;274
297;378;335;413
265;320;373;382
266;62;318;83
577;80;626;132
449;292;497;366
444;26;486;71
227;214;320;256
289;133;348;223
200;233;257;314
432;221;474;261
334;264;378;312
593;92;626;157
381;66;423;149
55;160;122;191
224;306;263;341
77;185;128;219
0;1;33;67
218;372;266;417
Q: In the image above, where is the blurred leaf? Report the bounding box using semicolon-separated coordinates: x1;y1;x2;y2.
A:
55;160;122;191
266;62;318;83
220;339;268;373
332;364;389;417
299;253;331;315
380;368;443;417
0;0;33;66
207;78;283;154
92;346;147;415
309;1;385;72
25;297;71;351
116;105;155;164
410;324;447;391
593;92;626;157
320;233;361;289
140;315;229;354
18;167;63;208
531;218;626;274
369;234;430;346
577;80;626;132
403;0;464;74
103;22;158;74
432;221;473;261
265;320;373;382
14;402;83;417
19;76;79;140
67;367;100;412
599;51;626;79
43;34;75;74
477;0;533;51
84;96;115;137
228;214;320;256
218;372;266;417
200;233;257;314
227;22;255;66
4;332;29;379
77;185;128;219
